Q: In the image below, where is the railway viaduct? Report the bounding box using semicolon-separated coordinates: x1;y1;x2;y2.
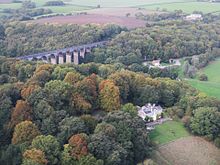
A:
16;41;107;65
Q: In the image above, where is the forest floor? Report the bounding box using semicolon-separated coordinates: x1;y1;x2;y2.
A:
152;136;220;165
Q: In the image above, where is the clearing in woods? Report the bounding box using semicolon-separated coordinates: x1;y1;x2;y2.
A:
152;136;220;165
187;58;220;99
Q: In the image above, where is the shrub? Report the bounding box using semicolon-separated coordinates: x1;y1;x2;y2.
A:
199;74;208;81
214;138;220;148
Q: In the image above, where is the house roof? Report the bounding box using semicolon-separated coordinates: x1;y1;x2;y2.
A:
138;103;163;119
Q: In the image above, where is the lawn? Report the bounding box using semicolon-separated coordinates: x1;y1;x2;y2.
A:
149;121;190;145
141;2;220;13
186;58;220;99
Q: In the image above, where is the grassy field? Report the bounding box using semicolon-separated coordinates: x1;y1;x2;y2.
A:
187;58;220;99
141;2;220;13
0;0;94;15
149;121;189;145
63;0;194;8
42;5;93;13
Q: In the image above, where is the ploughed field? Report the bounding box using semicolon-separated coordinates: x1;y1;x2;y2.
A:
34;13;148;29
153;136;220;165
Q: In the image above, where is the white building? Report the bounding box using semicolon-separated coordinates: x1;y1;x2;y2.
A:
151;59;161;67
185;14;203;21
138;103;163;121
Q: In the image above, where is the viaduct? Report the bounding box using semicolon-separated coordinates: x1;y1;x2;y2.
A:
16;41;107;65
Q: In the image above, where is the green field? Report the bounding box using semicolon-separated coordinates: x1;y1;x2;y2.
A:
42;5;93;13
0;1;93;15
149;121;190;145
141;2;220;13
63;0;193;7
0;3;21;13
187;58;220;99
1;0;219;14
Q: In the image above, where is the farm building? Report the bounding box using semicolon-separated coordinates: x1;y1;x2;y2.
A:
138;103;163;121
185;14;203;21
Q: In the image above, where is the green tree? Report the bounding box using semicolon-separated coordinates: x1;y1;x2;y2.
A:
0;144;22;165
31;135;61;165
18;67;26;82
12;121;40;145
58;117;88;143
121;103;137;117
190;107;220;140
78;154;103;165
44;80;73;110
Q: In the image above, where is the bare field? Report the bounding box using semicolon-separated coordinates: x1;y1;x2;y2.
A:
34;14;147;29
153;136;220;165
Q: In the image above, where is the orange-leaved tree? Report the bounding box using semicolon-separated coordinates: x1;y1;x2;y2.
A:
99;80;120;112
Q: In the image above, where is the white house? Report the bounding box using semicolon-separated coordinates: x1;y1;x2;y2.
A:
185;14;203;21
151;59;161;67
138;103;163;121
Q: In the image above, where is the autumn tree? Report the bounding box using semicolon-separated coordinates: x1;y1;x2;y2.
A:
10;100;32;128
32;70;51;87
31;135;61;165
109;71;132;103
71;93;92;114
21;84;40;99
12;121;40;145
22;148;48;165
68;133;89;160
99;80;120;112
35;64;54;74
76;74;98;109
